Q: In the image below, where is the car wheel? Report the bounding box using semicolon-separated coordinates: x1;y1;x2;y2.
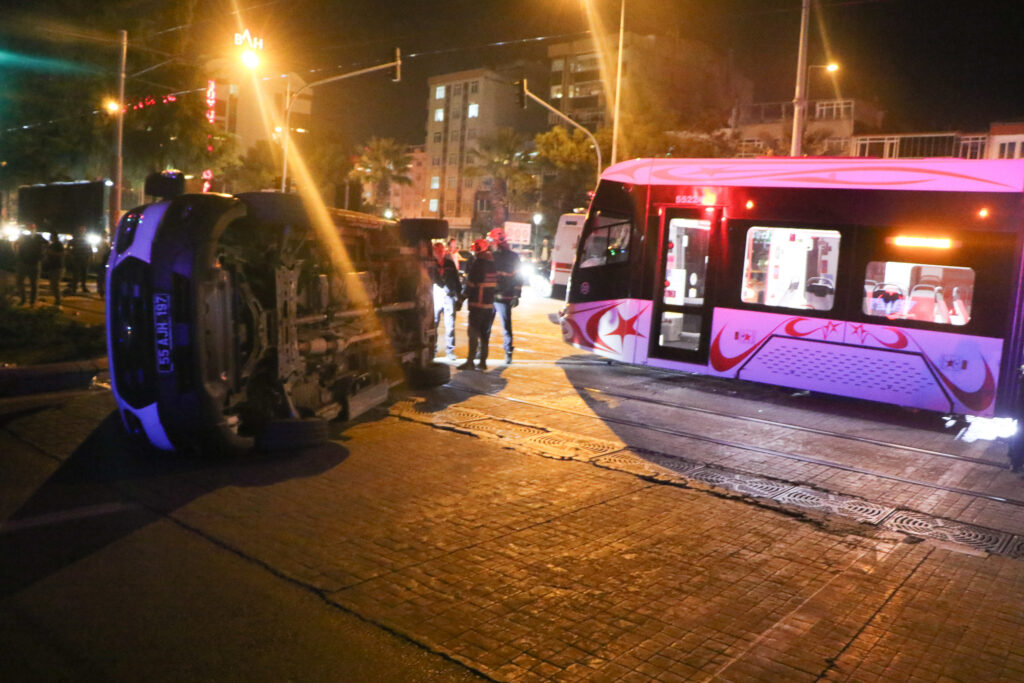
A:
406;362;451;389
255;417;329;451
399;218;449;242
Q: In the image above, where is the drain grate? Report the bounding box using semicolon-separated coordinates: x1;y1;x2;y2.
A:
593;451;686;480
459;418;549;441
689;467;795;499
390;400;488;426
1000;536;1024;559
881;511;1013;554
774;487;895;524
524;432;624;461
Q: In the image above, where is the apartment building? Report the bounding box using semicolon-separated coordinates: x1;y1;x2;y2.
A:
547;32;752;132
732;98;885;157
424;67;539;235
385;145;428;218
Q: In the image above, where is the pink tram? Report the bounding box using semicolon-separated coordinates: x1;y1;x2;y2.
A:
559;158;1024;467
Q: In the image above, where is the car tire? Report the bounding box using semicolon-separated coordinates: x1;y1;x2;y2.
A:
406;362;451;389
399;218;449;242
255;417;329;451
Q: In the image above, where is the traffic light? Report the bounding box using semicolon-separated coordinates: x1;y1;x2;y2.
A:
514;79;528;109
393;47;401;82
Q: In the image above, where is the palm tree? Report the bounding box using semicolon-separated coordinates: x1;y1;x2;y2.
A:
465;128;534;229
347;137;412;213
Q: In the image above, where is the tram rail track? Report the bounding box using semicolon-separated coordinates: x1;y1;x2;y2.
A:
443;375;1024;510
486;362;1010;471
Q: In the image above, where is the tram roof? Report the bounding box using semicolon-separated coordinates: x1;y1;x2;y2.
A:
602;158;1024;194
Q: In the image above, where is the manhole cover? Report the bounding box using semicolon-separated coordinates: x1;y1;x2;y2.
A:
1000;536;1024;559
882;511;1012;554
774;487;895;524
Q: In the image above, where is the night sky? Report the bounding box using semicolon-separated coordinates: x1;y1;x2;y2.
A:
264;0;1024;144
7;0;1024;143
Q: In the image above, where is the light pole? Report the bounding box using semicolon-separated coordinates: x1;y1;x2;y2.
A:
111;29;127;231
610;0;625;166
281;48;401;193
789;0;811;156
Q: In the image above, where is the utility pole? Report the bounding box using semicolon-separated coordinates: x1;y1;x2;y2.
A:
790;0;811;157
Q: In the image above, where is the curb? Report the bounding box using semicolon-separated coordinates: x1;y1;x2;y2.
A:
0;356;108;397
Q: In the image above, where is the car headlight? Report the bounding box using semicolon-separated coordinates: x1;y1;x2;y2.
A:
520;262;535;279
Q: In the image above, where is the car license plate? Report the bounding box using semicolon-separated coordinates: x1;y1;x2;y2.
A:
153;292;174;374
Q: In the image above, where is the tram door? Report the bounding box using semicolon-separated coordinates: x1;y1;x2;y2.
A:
650;207;719;363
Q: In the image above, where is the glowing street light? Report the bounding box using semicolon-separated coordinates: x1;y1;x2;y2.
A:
240;49;260;70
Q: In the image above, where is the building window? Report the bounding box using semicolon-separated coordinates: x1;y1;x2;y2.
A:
447;176;457;189
435;85;445;99
429;198;439;212
452;109;461;120
550;85;563;99
551;58;564;72
430;176;440;190
434;108;444;122
959;136;987;159
449;154;458;165
432;156;441;166
467;129;477;140
467;103;479;118
465;177;474;188
999;141;1018;159
469;81;478;94
814;100;852;120
446;200;456;213
433;132;442;143
453;83;462;95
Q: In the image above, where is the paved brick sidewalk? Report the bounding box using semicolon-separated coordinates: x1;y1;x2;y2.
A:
6;392;1024;681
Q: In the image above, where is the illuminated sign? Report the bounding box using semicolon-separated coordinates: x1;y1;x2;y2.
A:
890;236;953;249
234;29;264;51
203;80;216;192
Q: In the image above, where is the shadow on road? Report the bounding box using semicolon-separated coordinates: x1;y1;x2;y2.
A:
1;410;347;598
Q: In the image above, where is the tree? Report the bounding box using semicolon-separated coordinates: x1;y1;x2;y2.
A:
301;132;357;209
221;141;278;194
347;137;412;214
465;128;534;230
533;126;596;217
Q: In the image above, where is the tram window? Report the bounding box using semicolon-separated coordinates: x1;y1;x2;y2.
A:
741;226;841;311
863;262;974;325
579;213;631;269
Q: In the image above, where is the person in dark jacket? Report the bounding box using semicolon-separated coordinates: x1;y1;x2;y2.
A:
488;227;523;364
432;241;462;361
15;223;47;306
67;225;93;294
458;238;497;371
42;232;65;307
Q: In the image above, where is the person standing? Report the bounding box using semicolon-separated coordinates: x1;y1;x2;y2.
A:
459;238;496;371
0;235;16;305
15;223;47;306
447;238;462;273
432;242;462;362
95;236;111;299
67;225;93;295
488;227;523;364
42;232;65;307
